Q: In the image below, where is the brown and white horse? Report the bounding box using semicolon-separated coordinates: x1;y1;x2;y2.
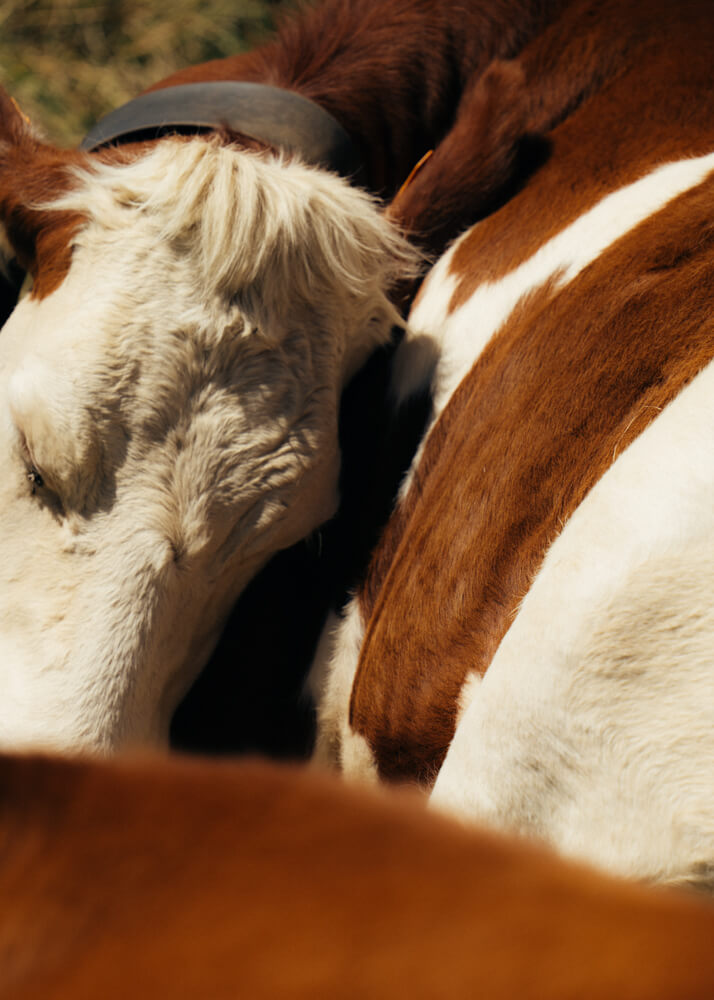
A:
312;0;714;889
0;0;565;752
2;750;714;999
1;0;713;892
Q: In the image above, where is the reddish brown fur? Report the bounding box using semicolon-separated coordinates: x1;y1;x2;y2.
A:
2;752;714;999
394;0;714;273
349;0;714;782
0;92;86;298
153;0;571;200
446;0;714;302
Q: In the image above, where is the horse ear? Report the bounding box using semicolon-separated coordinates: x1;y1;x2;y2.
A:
0;89;38;148
0;90;42;272
0;91;39;316
0;88;85;301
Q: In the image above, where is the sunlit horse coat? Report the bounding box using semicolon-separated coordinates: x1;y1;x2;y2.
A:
312;0;714;890
1;0;713;895
3;751;714;999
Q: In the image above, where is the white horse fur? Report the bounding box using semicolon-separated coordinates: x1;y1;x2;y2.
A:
0;137;417;752
431;357;714;891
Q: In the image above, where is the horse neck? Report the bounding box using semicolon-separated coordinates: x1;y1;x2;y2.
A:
155;0;570;197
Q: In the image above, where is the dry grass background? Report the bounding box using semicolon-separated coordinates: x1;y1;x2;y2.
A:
0;0;292;146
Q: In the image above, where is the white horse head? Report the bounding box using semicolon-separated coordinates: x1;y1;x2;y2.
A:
0;95;417;752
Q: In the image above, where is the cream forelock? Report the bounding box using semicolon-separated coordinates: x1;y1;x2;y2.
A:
52;138;420;377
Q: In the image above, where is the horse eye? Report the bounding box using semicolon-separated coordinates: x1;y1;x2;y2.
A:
27;467;44;493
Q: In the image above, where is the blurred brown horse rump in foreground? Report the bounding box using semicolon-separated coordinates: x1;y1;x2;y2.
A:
2;751;714;1000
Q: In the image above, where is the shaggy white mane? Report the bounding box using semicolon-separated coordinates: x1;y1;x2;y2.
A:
51;138;420;375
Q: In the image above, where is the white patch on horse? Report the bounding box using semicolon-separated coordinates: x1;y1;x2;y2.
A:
385;239;462;504
407;151;714;433
455;670;482;728
0;137;417;752
390;238;461;408
431;358;714;889
311;597;378;780
385;150;714;528
305;607;342;757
